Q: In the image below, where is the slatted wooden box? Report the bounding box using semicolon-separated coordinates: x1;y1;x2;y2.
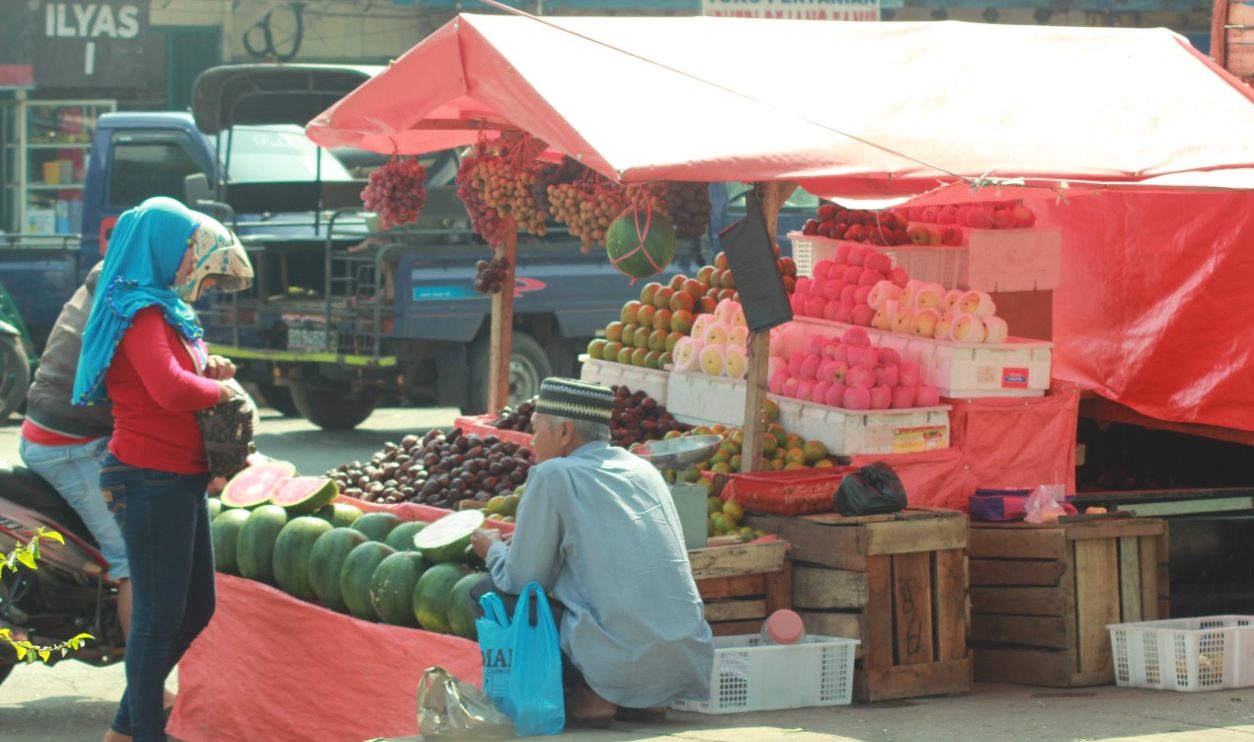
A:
690;540;792;637
747;509;972;702
969;517;1170;687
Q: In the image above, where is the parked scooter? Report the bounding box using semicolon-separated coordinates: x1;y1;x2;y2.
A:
0;459;125;688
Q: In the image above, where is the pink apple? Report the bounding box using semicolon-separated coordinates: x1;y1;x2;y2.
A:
834;305;855;324
822;300;842;321
840;284;858;305
795;277;813;296
870;385;893;410
1013;205;1036;228
842;265;862;283
847;345;878;369
822;281;845;302
888;266;909;288
842;385;872;410
805;296;825;317
940;227;963;246
799;354;821;380
795;379;816;401
858;268;885;287
875;364;899;388
876;347;902;366
806;334;826;355
781;376;801;399
832;344;849;362
920;206;939;223
854;285;873;305
865;252;892;275
891;385;917;409
992;208;1015;229
964;207;994;229
825;381;847;407
847;245;868;267
814;260;835;279
818;359;839;383
852;304;876;326
811;380;832;405
788;351;807;378
826;359;849;384
842;327;872;347
915;384;941;406
789;293;807;315
834;243;851;262
846;364;876;389
898;360;920;387
769;369;791;395
937;205;958;225
821;341;843;359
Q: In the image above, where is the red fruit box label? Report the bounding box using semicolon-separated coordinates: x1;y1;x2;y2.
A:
1002;367;1030;389
892;425;948;454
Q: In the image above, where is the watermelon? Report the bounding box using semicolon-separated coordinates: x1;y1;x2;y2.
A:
211;509;251;575
237;505;289;585
448;572;490;639
384;521;428;552
308;528;369;612
220;461;295;508
352;512;403;542
316;502;364;528
369;552;429;626
413;562;475;634
207;497;223;520
414;510;484;563
340;542;396;621
272;476;339;514
272;516;334;600
606;207;677;279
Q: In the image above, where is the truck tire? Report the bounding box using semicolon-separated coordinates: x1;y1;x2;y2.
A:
468;331;550;414
258;383;300;418
0;335;30;423
289;384;379;431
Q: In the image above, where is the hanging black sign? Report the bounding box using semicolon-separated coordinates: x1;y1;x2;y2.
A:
33;1;152;89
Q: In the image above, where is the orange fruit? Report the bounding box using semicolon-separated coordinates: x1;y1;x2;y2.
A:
636;304;657;328
639;282;662;306
654;287;675;310
670;309;695;335
652;308;673;332
604;321;625;342
669;290;695;313
715;252;729;270
620;301;641;325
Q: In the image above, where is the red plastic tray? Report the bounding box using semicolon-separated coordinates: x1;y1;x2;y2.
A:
454;414;534;447
721;468;852;516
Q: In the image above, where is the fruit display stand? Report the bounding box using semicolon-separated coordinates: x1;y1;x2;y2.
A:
689;539;792;636
969;516;1170;688
746;508;972;702
579;357;670;406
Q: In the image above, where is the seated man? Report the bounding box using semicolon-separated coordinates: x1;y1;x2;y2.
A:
470;378;713;727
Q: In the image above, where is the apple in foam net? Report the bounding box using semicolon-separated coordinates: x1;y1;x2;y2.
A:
842;266;862;284
823;300;842;321
891;385;917;409
842;385;872;410
892;307;915;335
799;354;821;380
825;381;847;407
983;316;1009;343
769;369;790;395
864;251;892;274
913;308;941;337
951;313;986;343
876;347;901;366
796;277;813;296
854;286;874;305
834;243;852;262
872;306;892;331
944;289;964;314
781;376;800;398
835;305;855;324
842;327;872;347
847;245;869;267
899;360;920;387
935;312;955;339
847;345;878;369
846;364;876;389
915;284;945;311
889;266;910;288
870;385;893;410
875;364;899;388
859;268;885;287
959;290;997;318
805;296;826;317
915;384;941;407
788;351;807;378
811;380;832;404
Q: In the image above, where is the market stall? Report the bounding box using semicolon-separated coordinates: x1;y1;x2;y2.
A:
169;13;1254;741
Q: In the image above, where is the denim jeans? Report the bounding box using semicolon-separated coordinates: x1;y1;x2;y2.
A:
101;454;213;742
19;436;128;580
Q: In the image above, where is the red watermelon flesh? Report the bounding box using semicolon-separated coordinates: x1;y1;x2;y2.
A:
220;462;295;508
273;476;340;515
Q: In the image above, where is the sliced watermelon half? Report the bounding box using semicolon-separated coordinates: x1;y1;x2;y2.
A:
220;461;296;508
273;476;340;515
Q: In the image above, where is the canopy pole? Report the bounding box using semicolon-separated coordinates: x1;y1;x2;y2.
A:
740;181;798;473
488;228;518;414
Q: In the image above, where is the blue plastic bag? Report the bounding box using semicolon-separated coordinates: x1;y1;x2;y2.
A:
475;582;565;736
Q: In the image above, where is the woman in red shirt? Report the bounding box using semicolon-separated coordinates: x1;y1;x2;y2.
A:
73;197;252;742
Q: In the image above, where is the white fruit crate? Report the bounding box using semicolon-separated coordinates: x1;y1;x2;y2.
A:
665;371;746;428
1108;616;1254;692
774;397;950;455
789;229;1061;292
794;317;1051;399
579;358;669;405
672;634;858;713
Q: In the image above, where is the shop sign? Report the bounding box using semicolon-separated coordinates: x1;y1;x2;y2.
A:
701;0;880;22
33;1;152;88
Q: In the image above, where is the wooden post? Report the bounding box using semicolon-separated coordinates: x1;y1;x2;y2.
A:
739;181;798;473
487;229;517;414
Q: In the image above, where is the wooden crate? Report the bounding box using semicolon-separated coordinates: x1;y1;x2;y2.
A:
747;508;972;702
690;540;791;637
969;517;1170;687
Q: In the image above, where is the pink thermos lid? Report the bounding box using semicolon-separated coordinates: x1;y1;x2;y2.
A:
765;609;805;644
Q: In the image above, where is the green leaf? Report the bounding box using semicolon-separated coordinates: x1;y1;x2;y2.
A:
38;649;50;662
13;644;26;660
38;529;65;545
16;550;37;571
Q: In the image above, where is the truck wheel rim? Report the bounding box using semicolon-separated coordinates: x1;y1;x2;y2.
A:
508;356;541;408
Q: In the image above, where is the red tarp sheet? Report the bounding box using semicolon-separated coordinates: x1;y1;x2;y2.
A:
308;15;1254;198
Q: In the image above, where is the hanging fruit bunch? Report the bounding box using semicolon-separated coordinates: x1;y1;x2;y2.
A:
474;256;511;295
666;181;712;239
547;178;629;252
360;157;428;230
456;137;549;246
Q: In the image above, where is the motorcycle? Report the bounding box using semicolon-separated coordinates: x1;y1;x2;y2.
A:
0;459;125;688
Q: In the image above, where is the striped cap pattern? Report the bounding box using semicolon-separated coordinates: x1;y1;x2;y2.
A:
535;377;614;424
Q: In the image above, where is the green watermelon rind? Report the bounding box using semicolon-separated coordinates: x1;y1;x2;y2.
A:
220;462;296;508
316;503;364;528
448;572;488;640
412;562;474;634
272;516;334;600
273;476;339;515
236;505;290;585
339;542;396;621
211;509;251;575
413;510;485;563
307;528;369;612
605;208;678;279
368;551;429;627
384;521;428;552
352;512;404;542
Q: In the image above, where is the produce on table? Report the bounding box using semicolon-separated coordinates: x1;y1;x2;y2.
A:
359;157;427;230
384;521;428;552
352;512;404;542
369;551;429;626
799;201;1037;247
272;516;335;601
219;460;295;509
236;505;290;585
609;385;691;448
272;475;339;514
447;573;489;639
413;562;476;634
672;299;750;380
605;207;678;279
210;509;250;575
340;541;397;621
482;488;523;524
308;528;370;613
316;502;364;528
413;509;484;563
488;397;536;431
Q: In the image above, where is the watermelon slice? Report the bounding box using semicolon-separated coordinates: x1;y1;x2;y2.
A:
220;461;295;508
414;510;485;563
273;476;340;514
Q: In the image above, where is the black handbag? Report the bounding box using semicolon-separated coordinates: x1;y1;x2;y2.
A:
196;379;257;479
834;462;908;516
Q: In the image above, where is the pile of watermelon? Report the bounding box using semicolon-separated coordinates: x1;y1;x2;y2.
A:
208;462;488;639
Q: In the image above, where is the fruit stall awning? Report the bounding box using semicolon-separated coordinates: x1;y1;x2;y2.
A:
306;14;1254;200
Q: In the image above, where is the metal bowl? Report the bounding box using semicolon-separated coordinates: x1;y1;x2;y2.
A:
632;434;725;470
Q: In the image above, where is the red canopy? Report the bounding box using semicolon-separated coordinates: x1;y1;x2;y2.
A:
308;14;1254;199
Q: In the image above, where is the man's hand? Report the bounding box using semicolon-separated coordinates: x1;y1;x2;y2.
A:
471;528;502;560
206;355;237;380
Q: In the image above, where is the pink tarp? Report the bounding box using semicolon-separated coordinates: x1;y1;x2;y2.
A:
308;15;1254;198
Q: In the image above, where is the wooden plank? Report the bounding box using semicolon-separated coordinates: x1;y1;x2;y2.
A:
856;658;972;702
703;599;767;623
1065;520;1166;541
697;574;765;601
798;611;865;642
487;231;516;414
893;552;935;665
710;620;763;637
866;516;968;557
969;558;1066;587
1141;536;1162;620
1118;537;1143;623
746;515;868;571
801;513;897;525
971;586;1071;617
969;528;1066;560
971;615;1070;650
765;559;792;615
934;548;968;662
863;556;894;670
1073;539;1119;677
974;646;1074;687
740;331;770;473
792;566;868;610
688;541;787;580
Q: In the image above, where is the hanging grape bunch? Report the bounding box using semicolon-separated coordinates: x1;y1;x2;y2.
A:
546;180;629;253
474;256;511;295
360;157;428;229
666;181;712;239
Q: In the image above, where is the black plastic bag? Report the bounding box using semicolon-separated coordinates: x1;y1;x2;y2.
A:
834;462;907;516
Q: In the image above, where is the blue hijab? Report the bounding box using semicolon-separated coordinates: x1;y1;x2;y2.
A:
72;197;204;406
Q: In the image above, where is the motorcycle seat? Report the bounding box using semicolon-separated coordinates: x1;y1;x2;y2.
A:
0;460;98;548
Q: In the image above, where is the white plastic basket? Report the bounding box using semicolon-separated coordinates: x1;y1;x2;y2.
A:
1108;615;1254;691
672;634;858;713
